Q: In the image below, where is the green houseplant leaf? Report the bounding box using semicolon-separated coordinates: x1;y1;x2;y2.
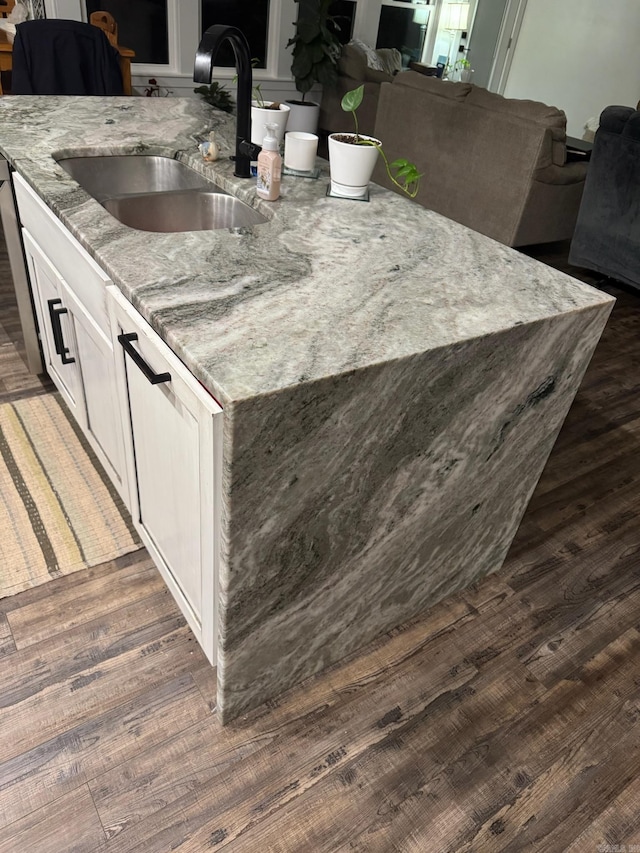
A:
291;52;314;79
193;82;235;114
340;85;364;114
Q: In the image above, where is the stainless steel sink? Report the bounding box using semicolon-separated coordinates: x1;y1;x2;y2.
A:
56;154;266;232
57;155;213;201
103;190;267;233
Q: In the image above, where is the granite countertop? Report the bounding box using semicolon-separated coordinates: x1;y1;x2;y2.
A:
0;96;611;405
0;96;617;724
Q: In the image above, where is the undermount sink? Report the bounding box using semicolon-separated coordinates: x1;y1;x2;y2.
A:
56;154;266;233
58;155;213;201
103;190;267;233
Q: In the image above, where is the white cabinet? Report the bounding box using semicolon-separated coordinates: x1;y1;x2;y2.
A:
23;231;84;419
14;172;222;666
109;288;223;663
14;175;128;504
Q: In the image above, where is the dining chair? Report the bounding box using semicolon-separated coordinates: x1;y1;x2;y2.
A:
11;17;125;95
89;10;134;95
0;1;16;19
0;1;17;94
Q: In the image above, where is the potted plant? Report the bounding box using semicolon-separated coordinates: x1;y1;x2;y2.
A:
193;81;235;113
285;0;341;134
453;57;473;83
251;89;291;147
328;85;422;199
247;68;291;147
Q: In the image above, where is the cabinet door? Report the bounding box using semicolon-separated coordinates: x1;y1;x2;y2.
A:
109;288;222;662
22;229;129;506
22;229;84;422
61;280;128;504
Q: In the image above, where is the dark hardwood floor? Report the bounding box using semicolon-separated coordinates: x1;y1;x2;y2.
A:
1;232;639;853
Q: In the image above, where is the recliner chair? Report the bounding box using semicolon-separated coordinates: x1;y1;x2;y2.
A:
569;105;640;291
11;18;124;95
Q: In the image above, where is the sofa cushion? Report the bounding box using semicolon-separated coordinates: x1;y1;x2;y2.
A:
338;44;365;79
466;85;563;121
392;70;472;101
376;47;402;77
350;38;384;71
338;43;394;84
467;85;567;165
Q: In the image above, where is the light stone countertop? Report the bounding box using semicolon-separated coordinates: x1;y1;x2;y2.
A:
0;95;617;723
0;95;611;405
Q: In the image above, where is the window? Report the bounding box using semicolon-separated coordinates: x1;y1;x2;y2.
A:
352;0;434;63
76;0;296;77
376;4;428;65
328;0;356;45
85;0;169;65
201;0;271;68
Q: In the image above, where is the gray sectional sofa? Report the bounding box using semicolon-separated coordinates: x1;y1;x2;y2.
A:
369;72;588;247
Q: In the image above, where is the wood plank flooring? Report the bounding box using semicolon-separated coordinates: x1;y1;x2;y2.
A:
1;232;639;852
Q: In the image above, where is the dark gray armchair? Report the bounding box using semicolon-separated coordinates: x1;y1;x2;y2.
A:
569;105;640;291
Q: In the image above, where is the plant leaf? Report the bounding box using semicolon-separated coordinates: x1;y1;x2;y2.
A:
291;52;313;78
296;18;321;44
341;85;364;113
316;61;338;87
308;39;325;63
394;164;414;179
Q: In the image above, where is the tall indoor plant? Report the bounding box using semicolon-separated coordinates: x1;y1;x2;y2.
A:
285;0;341;134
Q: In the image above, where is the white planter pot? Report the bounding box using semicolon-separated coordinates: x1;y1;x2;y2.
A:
328;133;381;199
251;102;290;147
283;100;320;135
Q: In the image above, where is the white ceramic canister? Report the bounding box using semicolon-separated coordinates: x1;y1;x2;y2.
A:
283;99;320;135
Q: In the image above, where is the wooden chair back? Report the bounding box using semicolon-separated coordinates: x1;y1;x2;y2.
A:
89;11;118;48
89;10;134;95
0;0;16;20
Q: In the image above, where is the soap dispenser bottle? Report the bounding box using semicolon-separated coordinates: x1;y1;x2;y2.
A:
256;123;281;201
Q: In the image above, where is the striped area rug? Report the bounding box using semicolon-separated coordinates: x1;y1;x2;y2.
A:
0;392;140;598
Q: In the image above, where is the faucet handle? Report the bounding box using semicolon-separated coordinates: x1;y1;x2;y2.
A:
239;139;262;160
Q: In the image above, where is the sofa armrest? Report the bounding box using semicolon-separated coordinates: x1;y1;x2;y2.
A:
534;161;589;185
362;67;394;85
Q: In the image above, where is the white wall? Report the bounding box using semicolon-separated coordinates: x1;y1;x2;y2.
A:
44;0;82;18
503;0;640;138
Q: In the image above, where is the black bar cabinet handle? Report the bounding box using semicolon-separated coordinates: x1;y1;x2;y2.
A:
47;298;75;365
118;332;171;385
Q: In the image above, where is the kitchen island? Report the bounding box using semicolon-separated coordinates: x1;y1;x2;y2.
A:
0;96;614;723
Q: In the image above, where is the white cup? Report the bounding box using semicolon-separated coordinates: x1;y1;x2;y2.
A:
284;132;319;172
